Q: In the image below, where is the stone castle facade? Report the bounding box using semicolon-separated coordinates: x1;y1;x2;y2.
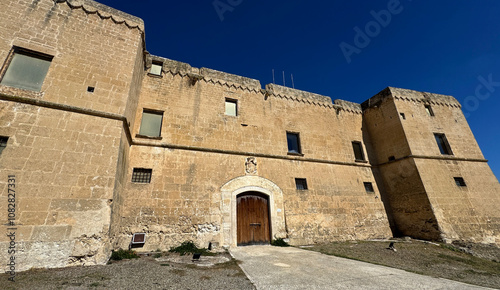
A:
0;0;499;271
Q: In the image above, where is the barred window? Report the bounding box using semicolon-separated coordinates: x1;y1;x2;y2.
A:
0;136;8;155
295;178;308;190
131;168;152;183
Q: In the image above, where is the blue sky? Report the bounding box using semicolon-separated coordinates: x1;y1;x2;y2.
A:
98;0;500;180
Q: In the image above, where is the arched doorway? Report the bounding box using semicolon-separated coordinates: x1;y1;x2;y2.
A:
237;192;271;245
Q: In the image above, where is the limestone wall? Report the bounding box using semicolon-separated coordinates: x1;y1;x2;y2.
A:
111;60;392;250
0;0;143;271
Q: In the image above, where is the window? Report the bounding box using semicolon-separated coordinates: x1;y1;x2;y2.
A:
139;110;163;138
225;98;237;116
454;177;466;187
400;113;406;120
352;141;365;161
0;48;52;91
434;133;453;155
149;62;162;76
131;168;152;183
0;136;8;155
425;104;435;116
364;182;374;193
286;132;301;154
295;178;308;190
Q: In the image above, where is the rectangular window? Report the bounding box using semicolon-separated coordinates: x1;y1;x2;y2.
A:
131;168;152;183
149;62;162;76
425;105;435;116
454;177;466;187
364;182;374;193
352;141;365;161
295;178;308;190
434;133;453;155
287;132;301;154
225;98;237;116
400;113;406;120
0;136;8;155
0;48;52;91
139;110;163;138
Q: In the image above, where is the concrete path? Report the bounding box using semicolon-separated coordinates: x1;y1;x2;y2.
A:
230;245;491;290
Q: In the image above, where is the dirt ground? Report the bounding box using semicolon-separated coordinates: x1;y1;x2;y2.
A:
305;239;500;289
0;252;254;290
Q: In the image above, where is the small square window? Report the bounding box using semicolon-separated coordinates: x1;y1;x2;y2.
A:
295;178;308;190
0;48;52;91
454;177;466;187
388;156;396;161
425;105;435;116
352;141;365;161
287;132;301;154
225;98;237;116
400;113;406;120
0;136;8;155
87;86;95;93
150;62;162;76
131;168;152;183
434;133;453;155
139;110;163;138
364;182;374;193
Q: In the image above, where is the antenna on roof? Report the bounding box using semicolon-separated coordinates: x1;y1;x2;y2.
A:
291;74;295;89
282;71;286;87
272;69;275;84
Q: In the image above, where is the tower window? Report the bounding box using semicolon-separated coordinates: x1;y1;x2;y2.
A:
364;182;374;193
454;177;466;187
352;141;365;161
225;98;237;116
0;136;8;155
149;62;163;76
0;47;52;91
295;178;308;190
434;133;453;155
139;109;163;138
286;132;301;154
425;104;435;116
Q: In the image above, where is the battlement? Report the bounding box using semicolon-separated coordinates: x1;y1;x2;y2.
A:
362;87;461;110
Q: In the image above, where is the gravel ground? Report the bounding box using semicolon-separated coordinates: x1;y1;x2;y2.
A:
0;252;255;290
306;239;500;289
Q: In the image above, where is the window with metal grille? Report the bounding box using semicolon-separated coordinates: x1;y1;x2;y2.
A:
0;136;8;155
352;141;365;161
425;104;435;116
287;132;301;154
295;178;308;190
131;168;152;183
139;110;163;138
434;133;453;155
454;177;466;187
0;47;52;91
225;98;237;116
364;182;374;193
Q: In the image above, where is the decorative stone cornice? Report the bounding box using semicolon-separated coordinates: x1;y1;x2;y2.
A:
54;0;144;31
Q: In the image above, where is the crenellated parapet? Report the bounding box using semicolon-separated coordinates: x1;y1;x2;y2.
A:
362;87;462;110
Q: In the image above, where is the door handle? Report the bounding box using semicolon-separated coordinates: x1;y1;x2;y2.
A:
250;223;261;226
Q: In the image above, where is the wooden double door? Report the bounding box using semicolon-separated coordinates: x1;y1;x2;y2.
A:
237;192;270;246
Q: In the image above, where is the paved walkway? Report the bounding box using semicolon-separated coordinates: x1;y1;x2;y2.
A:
230;245;491;290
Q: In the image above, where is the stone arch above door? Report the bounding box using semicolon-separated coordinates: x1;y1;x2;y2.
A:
220;176;286;247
